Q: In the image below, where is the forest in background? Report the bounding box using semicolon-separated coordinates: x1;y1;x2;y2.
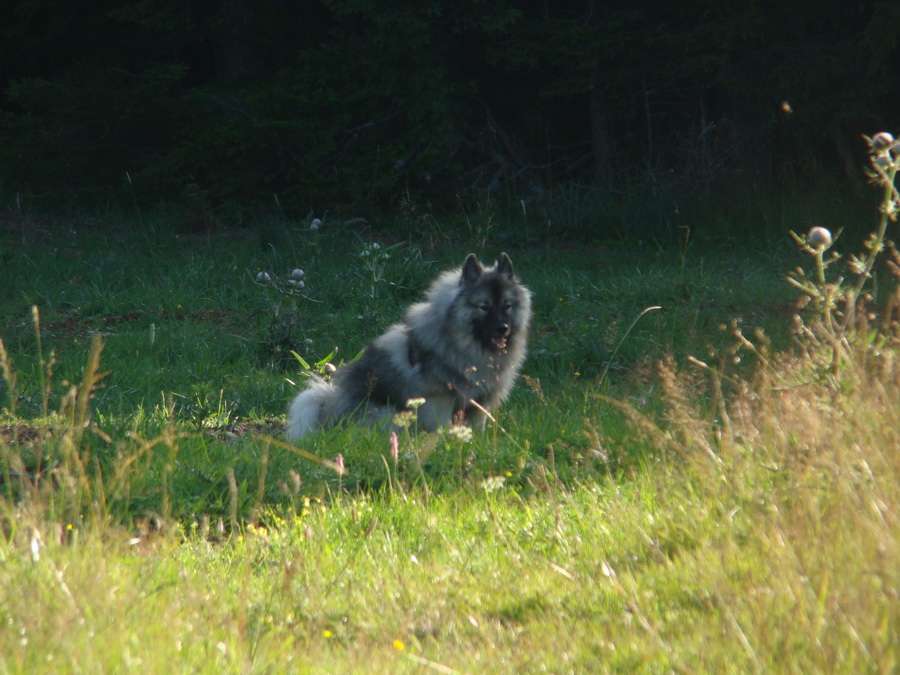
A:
1;0;898;235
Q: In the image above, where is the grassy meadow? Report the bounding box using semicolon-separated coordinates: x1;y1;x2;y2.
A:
0;173;899;673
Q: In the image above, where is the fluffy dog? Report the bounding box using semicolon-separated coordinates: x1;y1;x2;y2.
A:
286;253;531;438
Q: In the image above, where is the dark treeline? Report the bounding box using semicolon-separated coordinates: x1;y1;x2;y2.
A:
1;1;897;233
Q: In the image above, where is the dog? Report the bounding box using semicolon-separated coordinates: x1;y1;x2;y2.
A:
286;252;531;438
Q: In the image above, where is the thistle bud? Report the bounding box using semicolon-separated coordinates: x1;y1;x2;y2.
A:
808;226;832;249
871;132;894;154
874;155;892;171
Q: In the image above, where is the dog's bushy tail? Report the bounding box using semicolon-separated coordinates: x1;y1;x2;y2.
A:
286;378;335;439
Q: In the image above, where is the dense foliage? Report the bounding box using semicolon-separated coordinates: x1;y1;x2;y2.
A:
1;1;897;229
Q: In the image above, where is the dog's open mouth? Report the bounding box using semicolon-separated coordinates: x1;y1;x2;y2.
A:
491;336;508;350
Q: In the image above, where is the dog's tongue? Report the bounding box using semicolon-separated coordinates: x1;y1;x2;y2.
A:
491;336;507;349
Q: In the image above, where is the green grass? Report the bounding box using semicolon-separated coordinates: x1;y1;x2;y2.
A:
0;199;898;672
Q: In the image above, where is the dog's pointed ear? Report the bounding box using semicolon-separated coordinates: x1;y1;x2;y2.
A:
461;253;482;285
496;252;515;278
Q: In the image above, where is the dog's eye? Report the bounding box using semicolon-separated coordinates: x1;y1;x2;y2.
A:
503;303;512;312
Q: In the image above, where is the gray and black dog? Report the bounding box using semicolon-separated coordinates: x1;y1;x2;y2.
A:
286;253;531;438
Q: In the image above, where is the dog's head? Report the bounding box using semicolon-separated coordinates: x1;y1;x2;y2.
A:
460;253;528;352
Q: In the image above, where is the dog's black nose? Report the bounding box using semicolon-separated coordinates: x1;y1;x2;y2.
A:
497;322;510;336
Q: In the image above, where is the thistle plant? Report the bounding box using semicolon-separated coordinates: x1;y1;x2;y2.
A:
254;266;318;367
358;241;393;299
787;131;899;372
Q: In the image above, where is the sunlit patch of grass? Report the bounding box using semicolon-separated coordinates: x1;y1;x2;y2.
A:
2;400;897;672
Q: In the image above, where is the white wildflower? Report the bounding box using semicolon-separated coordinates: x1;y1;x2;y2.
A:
447;425;473;444
480;475;506;492
393;410;416;428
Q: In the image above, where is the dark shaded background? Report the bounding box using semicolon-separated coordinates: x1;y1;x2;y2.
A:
1;0;897;235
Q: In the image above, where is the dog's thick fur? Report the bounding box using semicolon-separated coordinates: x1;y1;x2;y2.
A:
286;253;531;439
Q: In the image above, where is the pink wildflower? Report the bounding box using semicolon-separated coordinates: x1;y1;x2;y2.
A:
390;432;399;461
